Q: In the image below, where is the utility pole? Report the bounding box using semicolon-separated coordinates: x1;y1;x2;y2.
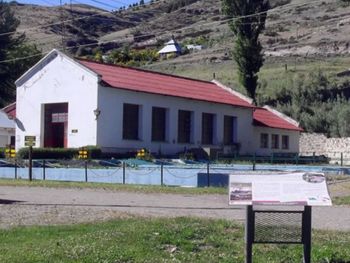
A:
60;0;66;51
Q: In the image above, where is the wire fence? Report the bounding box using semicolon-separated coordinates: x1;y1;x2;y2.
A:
0;154;349;187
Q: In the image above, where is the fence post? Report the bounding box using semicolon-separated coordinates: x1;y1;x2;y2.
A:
160;163;164;186
43;160;46;181
14;158;17;180
341;152;344;167
85;161;88;182
207;162;210;187
122;161;126;184
312;152;315;164
252;153;256;171
270;153;274;164
28;146;33;181
296;154;299;165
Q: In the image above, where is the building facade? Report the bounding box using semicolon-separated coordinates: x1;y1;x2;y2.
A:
0;106;15;147
15;50;302;155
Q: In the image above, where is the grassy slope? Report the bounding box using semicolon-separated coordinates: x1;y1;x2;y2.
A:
145;56;350;98
0;217;349;263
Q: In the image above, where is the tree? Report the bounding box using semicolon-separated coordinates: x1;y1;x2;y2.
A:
222;0;270;104
0;1;41;107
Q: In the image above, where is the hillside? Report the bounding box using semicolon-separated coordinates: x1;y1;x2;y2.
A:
11;0;350;58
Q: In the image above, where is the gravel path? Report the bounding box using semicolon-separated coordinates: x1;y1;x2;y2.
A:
0;186;349;231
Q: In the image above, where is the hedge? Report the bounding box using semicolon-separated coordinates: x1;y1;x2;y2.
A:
0;148;5;158
16;146;102;160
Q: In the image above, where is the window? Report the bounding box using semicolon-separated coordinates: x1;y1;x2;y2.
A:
282;135;289;149
260;133;269;148
152;107;167;142
271;134;279;149
123;103;140;140
224;115;236;145
52;113;68;123
178;110;193;143
202;113;215;145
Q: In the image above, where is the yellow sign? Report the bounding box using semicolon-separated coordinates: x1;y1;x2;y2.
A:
78;148;88;159
5;147;16;158
25;136;36;146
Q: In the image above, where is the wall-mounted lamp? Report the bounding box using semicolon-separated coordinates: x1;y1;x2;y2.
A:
93;108;101;120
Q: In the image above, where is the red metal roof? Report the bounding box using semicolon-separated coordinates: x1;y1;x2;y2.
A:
253;108;303;131
2;102;16;119
78;60;253;108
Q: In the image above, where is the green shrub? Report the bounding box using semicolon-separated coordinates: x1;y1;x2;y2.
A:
84;145;102;159
17;148;78;159
0;148;5;158
16;146;102;160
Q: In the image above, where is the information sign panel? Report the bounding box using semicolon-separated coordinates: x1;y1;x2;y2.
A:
229;172;332;206
24;136;36;147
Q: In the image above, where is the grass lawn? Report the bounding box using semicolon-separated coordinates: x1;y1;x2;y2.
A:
0;178;227;195
0;217;349;263
333;196;350;206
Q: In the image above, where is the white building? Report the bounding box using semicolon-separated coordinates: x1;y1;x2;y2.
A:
0;104;16;147
158;37;182;58
14;49;302;156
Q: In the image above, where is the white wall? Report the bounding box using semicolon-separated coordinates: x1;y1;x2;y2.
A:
0;111;15;147
16;52;99;150
97;86;255;155
253;126;300;155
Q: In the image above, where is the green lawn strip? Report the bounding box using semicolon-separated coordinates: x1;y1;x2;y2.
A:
0;217;349;263
333;196;350;205
0;178;226;195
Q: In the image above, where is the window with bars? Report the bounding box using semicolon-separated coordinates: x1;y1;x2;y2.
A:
202;113;215;145
52;113;68;123
271;134;279;149
223;115;236;145
152;107;167;142
123;103;140;140
282;135;289;149
260;133;269;148
178;110;193;143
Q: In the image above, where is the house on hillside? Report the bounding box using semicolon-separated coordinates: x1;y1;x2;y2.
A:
158;36;182;58
14;49;302;156
0;104;16;147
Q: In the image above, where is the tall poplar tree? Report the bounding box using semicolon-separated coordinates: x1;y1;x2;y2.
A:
222;0;270;104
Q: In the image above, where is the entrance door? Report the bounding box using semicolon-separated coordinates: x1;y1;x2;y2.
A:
44;103;68;148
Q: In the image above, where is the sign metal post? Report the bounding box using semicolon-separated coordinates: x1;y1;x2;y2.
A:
24;136;36;181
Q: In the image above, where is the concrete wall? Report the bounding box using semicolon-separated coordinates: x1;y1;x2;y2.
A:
16;52;99;150
253;127;300;156
300;133;350;164
97;86;255;155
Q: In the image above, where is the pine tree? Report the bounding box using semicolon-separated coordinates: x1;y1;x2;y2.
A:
0;1;41;107
222;0;270;104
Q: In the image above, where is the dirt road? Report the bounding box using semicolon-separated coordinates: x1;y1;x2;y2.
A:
0;186;349;231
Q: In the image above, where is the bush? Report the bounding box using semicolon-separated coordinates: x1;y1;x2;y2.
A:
17;148;78;159
84;146;102;159
16;146;102;160
0;148;5;158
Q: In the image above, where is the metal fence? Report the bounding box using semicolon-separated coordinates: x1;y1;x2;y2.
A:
0;156;349;187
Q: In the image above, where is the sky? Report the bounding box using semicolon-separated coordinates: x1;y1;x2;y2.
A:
5;0;139;11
